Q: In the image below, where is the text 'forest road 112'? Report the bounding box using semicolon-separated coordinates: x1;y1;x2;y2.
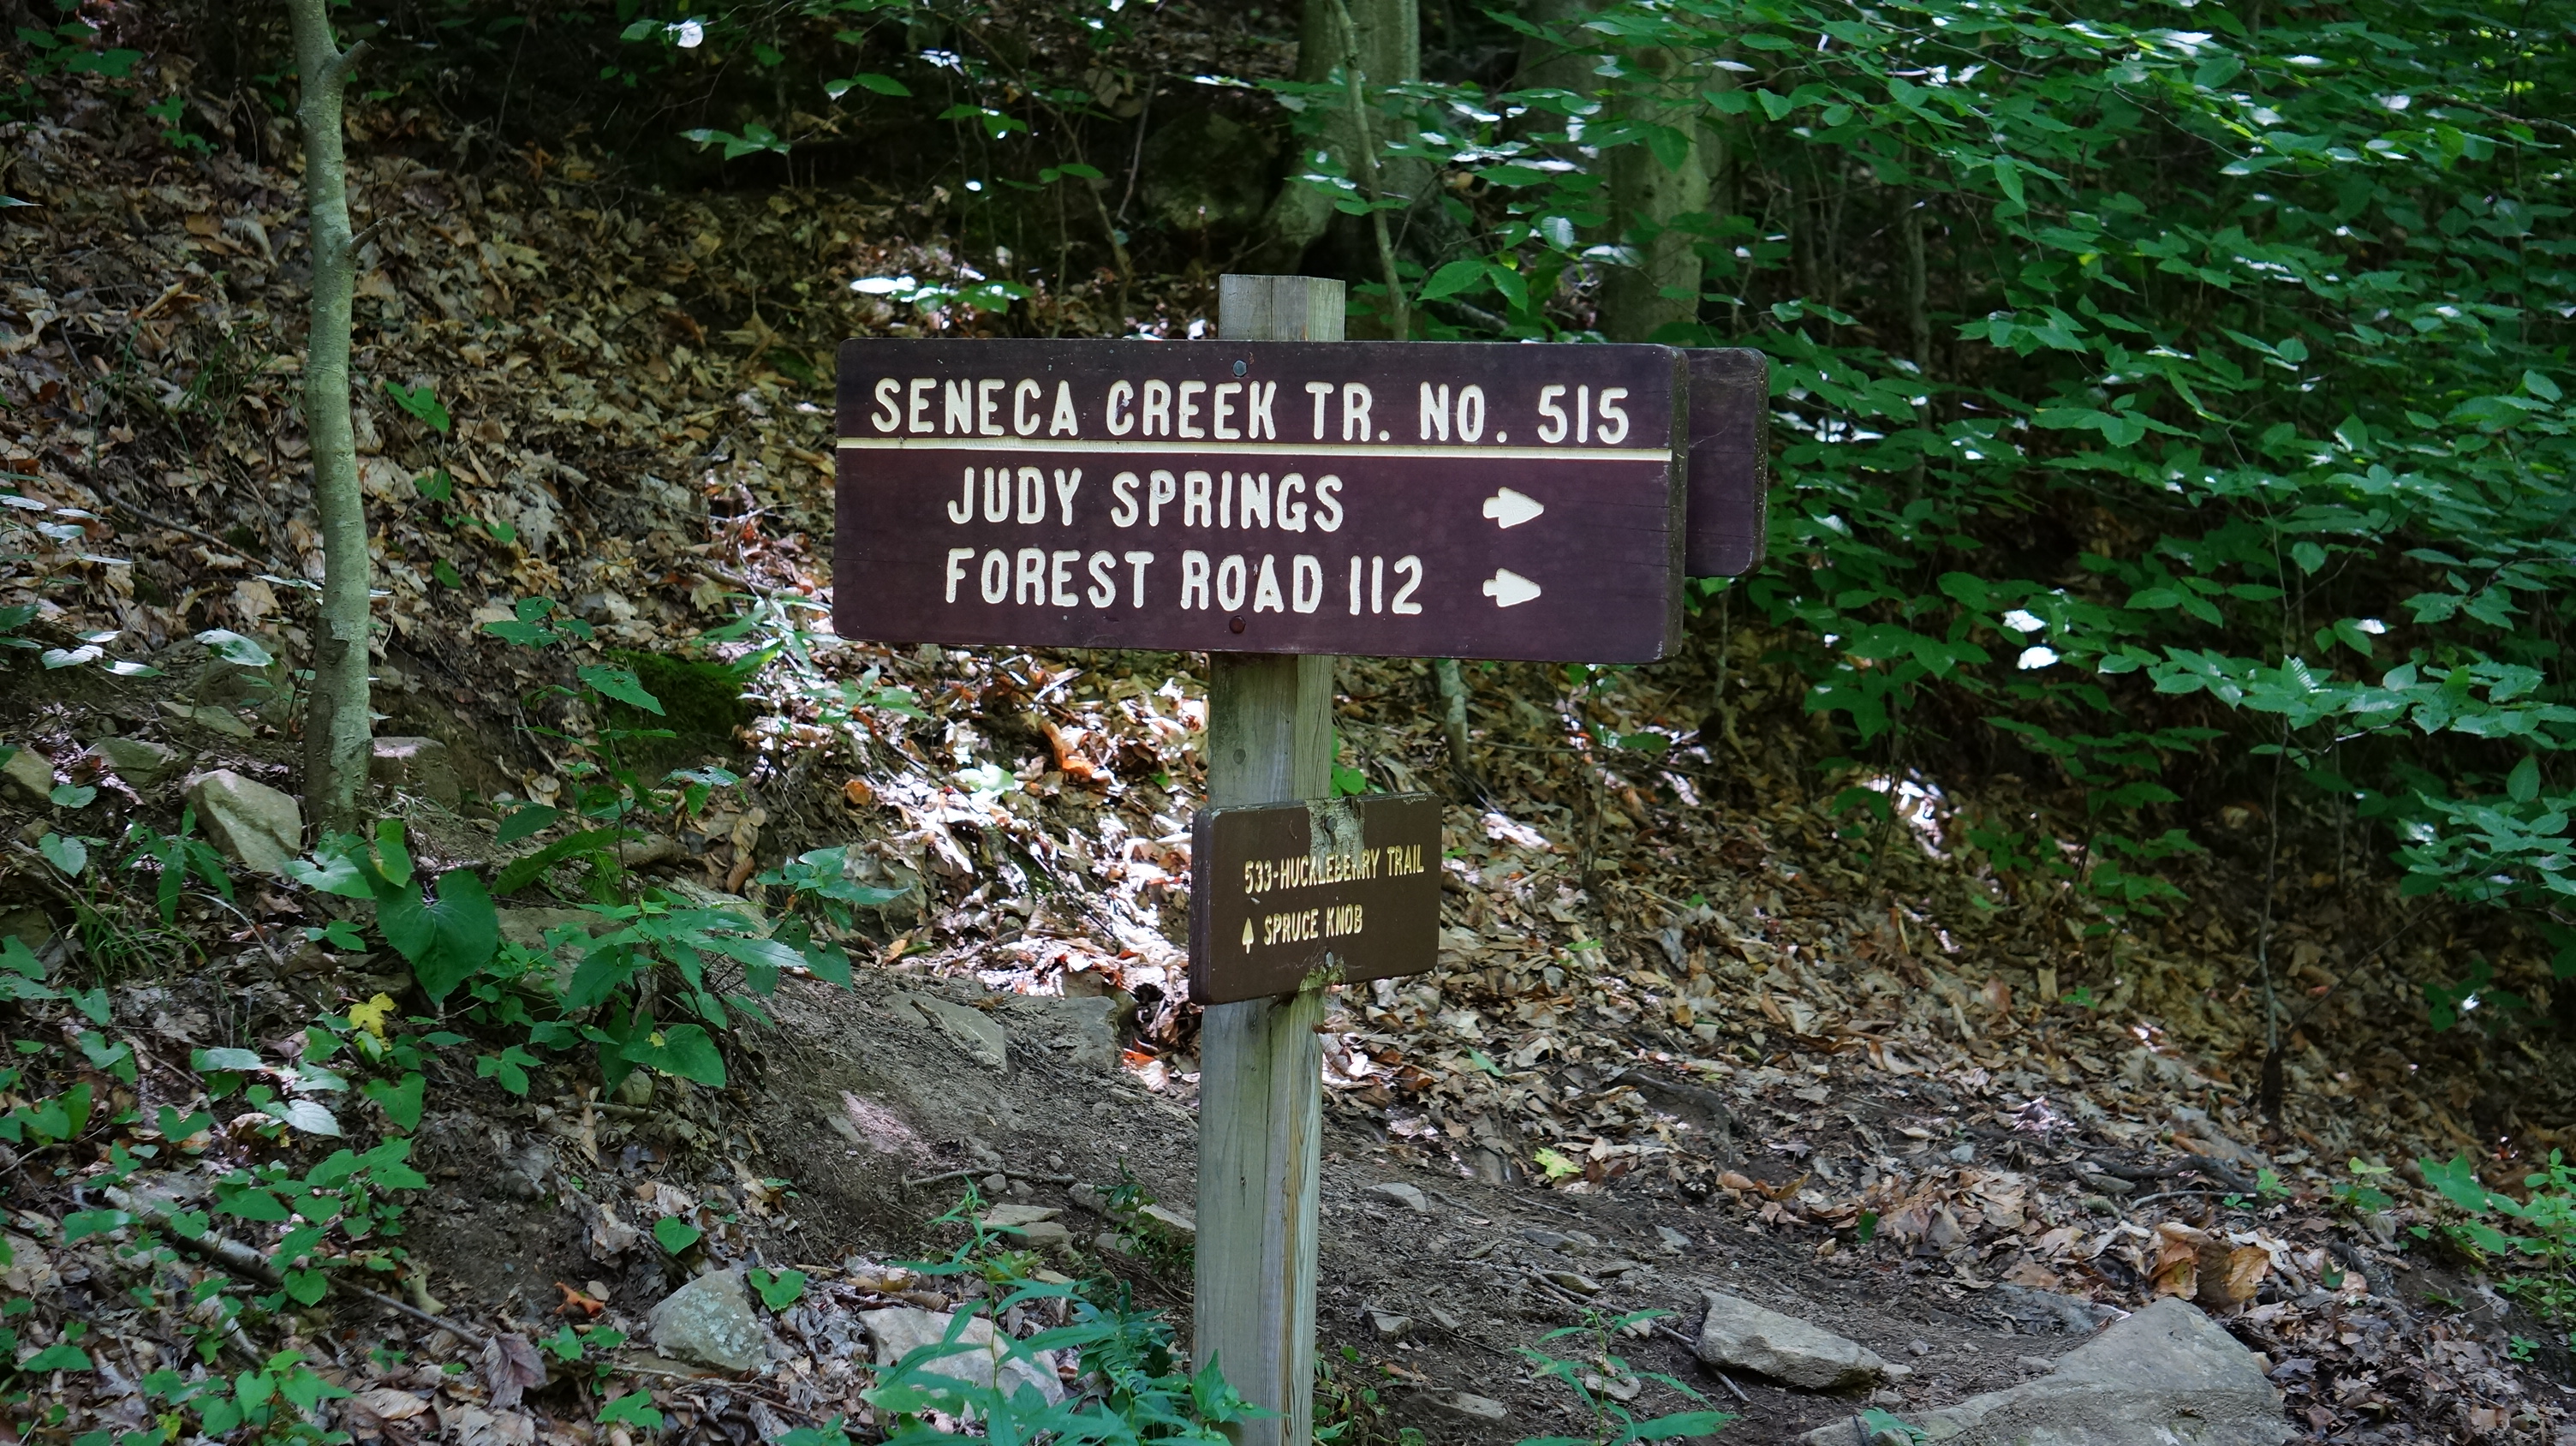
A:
832;338;1691;663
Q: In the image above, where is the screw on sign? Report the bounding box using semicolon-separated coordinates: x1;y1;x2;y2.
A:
833;338;1703;662
828;276;1767;1446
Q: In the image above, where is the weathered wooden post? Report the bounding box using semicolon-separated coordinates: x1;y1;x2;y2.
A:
1192;274;1343;1446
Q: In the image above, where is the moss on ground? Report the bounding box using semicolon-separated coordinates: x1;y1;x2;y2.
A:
602;650;754;770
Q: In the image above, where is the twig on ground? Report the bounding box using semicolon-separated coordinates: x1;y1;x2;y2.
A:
2125;1186;2239;1210
92;481;291;577
902;1167;1079;1190
104;1186;489;1346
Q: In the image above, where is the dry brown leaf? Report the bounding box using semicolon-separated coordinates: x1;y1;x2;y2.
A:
2003;1258;2063;1290
480;1332;546;1412
2150;1222;2208;1299
349;1388;431;1423
2197;1243;2269;1308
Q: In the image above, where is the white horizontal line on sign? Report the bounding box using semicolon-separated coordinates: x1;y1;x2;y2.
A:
834;435;1673;463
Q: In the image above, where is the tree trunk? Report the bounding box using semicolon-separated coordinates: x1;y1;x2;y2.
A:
1599;43;1709;343
285;0;371;838
1513;0;1593;91
1903;192;1931;498
1251;0;1420;273
1432;656;1478;794
1524;2;1710;344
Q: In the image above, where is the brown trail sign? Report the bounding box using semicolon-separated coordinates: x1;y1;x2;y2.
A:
833;338;1696;662
829;275;1768;1446
1189;793;1443;1007
1686;347;1770;578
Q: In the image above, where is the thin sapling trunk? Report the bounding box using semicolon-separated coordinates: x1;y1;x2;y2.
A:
283;0;372;836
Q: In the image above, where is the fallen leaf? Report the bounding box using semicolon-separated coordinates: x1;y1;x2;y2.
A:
480;1332;546;1411
2197;1243;2269;1308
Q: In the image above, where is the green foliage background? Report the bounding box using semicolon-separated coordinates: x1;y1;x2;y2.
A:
1363;0;2576;949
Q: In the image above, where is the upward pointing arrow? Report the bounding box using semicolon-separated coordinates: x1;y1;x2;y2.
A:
1481;487;1546;529
1482;569;1543;608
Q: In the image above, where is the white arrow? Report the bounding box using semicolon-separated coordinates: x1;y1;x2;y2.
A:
1482;568;1543;608
1481;487;1546;529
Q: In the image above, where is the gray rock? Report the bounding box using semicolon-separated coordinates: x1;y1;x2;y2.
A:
1798;1298;2287;1446
160;702;255;739
1000;994;1122;1072
1368;1310;1412;1341
1656;1225;1692;1253
0;745;52;805
1134;1203;1195;1241
898;993;1009;1072
647;1268;768;1374
194;653;292;721
369;736;461;808
0;905;51;952
860;1306;1064;1406
1696;1292;1887;1390
1994;1285;2128;1336
1404;1389;1510;1428
1368;1182;1430;1214
182;769;302;875
87;737;182;788
981;1205;1075;1251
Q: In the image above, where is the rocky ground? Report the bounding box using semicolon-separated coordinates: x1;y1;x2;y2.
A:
3;52;2573;1446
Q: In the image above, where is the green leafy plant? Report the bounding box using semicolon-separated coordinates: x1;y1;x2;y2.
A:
2420;1151;2576;1320
1513;1310;1733;1446
287;820;498;1000
121;811;236;924
755;845;909;943
209;1138;429;1305
748;1266;807;1310
865;1278;1260;1443
1314;1347;1429;1446
1267;0;2576;979
682;122;790;159
15;13;140;78
2334;1158;2398;1216
381;380;450;434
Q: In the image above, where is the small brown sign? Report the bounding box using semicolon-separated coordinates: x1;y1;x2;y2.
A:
833;339;1690;663
1189;793;1443;1006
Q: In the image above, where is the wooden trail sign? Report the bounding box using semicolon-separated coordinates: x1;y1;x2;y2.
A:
833;338;1693;662
1686;347;1770;578
1188;793;1443;1006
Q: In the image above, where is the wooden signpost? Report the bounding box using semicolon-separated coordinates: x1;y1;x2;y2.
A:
833;275;1767;1446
